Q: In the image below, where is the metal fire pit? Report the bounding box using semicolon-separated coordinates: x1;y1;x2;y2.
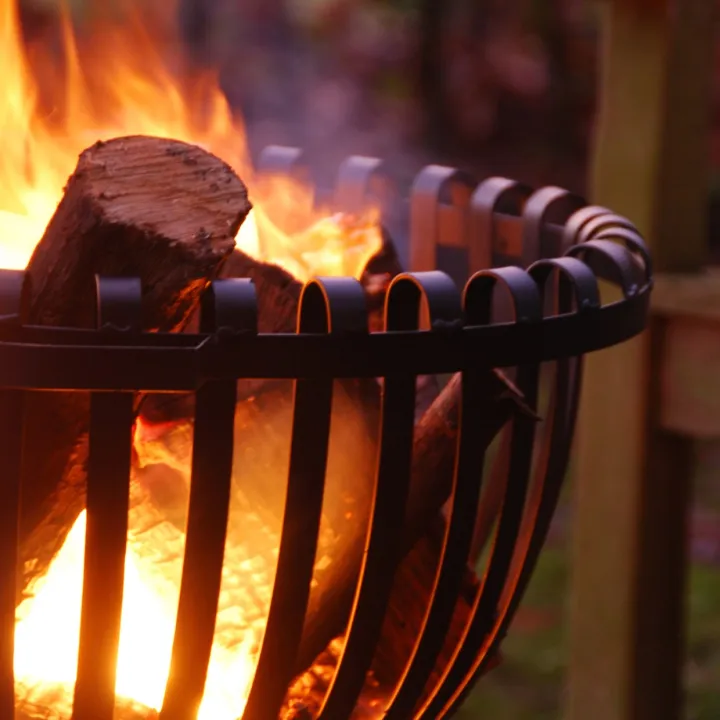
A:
0;148;651;720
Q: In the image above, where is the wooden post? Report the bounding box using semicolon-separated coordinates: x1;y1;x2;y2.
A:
566;2;715;720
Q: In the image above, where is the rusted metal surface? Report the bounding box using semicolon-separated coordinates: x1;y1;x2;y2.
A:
0;150;652;719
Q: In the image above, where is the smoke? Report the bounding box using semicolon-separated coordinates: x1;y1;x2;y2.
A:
178;0;428;188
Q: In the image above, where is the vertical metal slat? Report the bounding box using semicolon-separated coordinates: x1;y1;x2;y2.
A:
0;389;22;720
243;277;368;720
418;340;541;717
318;272;459;719
73;277;141;720
439;259;600;717
385;268;541;718
161;279;256;720
0;270;27;720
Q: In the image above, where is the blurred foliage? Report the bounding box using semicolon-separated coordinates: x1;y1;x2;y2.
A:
458;546;720;720
687;564;720;720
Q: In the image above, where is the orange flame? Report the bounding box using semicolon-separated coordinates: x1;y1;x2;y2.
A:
3;1;382;717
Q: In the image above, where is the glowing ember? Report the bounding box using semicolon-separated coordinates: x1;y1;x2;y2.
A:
1;0;383;716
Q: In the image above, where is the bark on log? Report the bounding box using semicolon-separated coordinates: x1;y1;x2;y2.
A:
18;135;251;595
404;370;532;547
373;520;481;689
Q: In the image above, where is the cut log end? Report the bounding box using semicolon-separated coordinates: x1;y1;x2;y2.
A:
26;135;250;331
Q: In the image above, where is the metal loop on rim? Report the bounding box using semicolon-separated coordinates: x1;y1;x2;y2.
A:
387;270;463;331
463;266;543;326
74;277;142;720
566;239;644;298
334;156;387;214
94;276;142;332
528;256;602;313
572;210;638;246
256;145;307;177
300;276;369;335
468;177;532;272
521;186;586;266
410;165;476;272
561;205;614;249
594;227;653;284
199;278;258;335
0;269;27;324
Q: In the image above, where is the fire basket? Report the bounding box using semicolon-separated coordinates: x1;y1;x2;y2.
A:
0;147;651;720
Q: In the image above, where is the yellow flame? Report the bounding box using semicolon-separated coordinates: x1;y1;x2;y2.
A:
15;510;257;719
2;0;383;716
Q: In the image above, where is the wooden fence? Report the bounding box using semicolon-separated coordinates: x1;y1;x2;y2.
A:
567;1;717;719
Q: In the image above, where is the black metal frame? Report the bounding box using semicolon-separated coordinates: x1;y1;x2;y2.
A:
0;148;652;720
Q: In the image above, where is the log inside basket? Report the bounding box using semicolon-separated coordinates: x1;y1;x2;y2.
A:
17;134;251;595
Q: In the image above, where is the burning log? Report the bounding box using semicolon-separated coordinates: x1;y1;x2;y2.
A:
404;371;525;545
18;135;250;594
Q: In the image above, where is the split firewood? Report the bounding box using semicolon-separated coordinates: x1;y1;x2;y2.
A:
404;371;530;547
18;135;250;594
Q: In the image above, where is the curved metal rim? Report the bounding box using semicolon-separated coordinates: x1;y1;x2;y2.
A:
0;277;650;391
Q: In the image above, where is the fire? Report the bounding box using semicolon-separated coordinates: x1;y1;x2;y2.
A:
1;0;382;717
0;0;381;279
